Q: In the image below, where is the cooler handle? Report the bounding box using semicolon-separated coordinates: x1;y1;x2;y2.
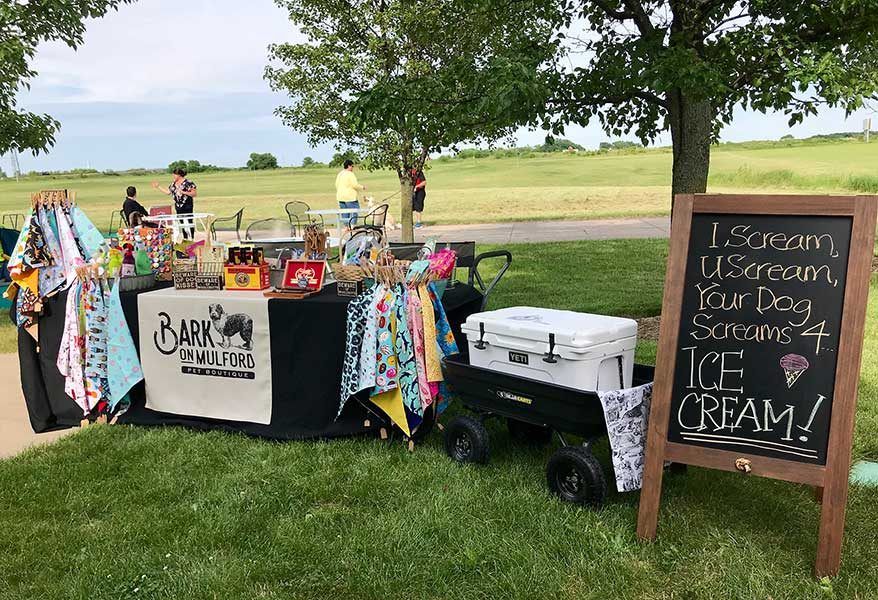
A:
543;333;558;364
473;322;487;350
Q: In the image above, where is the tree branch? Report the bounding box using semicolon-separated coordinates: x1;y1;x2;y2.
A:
622;0;655;35
592;0;635;21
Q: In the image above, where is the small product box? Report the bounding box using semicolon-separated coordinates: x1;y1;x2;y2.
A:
224;263;271;291
461;307;638;392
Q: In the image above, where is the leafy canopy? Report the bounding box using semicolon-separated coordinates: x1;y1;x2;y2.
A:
0;0;135;155
553;1;878;143
265;0;561;178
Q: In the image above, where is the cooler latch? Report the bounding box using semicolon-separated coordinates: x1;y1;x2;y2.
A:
473;322;487;350
543;333;558;364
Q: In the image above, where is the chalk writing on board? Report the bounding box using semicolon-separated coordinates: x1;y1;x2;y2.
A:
667;215;852;464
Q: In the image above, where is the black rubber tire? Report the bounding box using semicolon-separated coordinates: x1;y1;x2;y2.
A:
444;415;490;464
410;404;436;444
506;418;552;445
546;446;608;507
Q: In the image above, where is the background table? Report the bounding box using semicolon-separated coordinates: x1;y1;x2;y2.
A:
15;282;485;438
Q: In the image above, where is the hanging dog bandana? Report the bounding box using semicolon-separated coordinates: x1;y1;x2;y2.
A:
428;282;459;413
57;280;88;413
356;286;382;394
598;382;654;492
372;286;399;396
428;282;459;357
106;281;143;411
70;205;105;260
55;206;86;286
406;287;433;410
418;284;442;383
338;291;374;418
393;285;422;424
22;212;54;269
37;206;67;297
83;279;110;410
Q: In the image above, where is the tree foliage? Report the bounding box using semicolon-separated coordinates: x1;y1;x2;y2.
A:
246;152;279;170
550;1;878;196
266;0;561;240
0;0;135;156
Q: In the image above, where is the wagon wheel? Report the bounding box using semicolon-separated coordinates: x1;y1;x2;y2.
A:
546;446;607;507
506;418;552;446
444;415;490;464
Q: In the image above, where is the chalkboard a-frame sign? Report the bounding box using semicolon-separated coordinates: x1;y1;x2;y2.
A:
637;194;878;578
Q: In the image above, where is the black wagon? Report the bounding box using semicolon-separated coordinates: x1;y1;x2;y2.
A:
441;353;655;508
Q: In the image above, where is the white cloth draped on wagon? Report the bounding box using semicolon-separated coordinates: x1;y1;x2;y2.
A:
598;382;653;493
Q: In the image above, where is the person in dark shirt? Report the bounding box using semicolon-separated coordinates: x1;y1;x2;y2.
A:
411;168;426;228
122;186;153;227
152;167;198;238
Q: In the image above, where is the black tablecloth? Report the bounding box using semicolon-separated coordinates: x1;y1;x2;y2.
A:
18;282;484;438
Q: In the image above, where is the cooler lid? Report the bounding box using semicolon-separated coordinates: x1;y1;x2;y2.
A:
462;306;637;349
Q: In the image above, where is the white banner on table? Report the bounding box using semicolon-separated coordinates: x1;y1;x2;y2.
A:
139;288;272;424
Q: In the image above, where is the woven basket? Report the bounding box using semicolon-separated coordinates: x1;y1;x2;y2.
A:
335;264;365;282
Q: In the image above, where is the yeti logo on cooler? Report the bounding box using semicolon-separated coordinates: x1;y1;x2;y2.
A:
508;351;529;365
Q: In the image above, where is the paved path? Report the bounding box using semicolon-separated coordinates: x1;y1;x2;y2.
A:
0;354;71;460
384;216;670;244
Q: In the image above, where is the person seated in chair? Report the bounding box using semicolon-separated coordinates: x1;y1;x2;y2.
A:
122;186;155;227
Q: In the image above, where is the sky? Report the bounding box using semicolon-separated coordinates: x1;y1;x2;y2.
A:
8;0;877;173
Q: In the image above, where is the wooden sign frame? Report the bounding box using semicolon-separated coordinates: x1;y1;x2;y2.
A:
637;194;878;577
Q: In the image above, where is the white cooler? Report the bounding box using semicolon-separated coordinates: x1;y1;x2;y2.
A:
461;307;637;391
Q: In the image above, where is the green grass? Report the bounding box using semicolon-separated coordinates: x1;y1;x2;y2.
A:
2;238;878;599
3;138;878;232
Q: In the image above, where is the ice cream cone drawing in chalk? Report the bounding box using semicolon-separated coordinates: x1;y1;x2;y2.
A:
780;353;810;389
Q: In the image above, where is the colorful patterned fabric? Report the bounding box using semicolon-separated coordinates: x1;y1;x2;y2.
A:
356;286;382;394
418;284;442;383
22;213;54;269
406;287;433;409
83;279;110;410
372;286;399;396
55;206;86;286
393;285;422;426
37;207;67;297
106;281;144;410
70;205;105;260
337;291;374;418
428;282;459;357
57;281;88;413
428;282;459;414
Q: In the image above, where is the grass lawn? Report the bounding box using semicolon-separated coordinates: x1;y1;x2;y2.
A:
2;139;878;232
2;238;878;599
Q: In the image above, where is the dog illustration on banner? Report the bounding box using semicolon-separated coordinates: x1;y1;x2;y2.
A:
208;303;254;350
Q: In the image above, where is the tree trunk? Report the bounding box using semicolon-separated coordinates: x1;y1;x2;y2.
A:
399;175;414;243
666;89;713;211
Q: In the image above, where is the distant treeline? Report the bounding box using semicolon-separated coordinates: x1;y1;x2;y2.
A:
7;131;871;179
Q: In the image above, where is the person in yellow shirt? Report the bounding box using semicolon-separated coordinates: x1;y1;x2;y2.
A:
335;159;366;228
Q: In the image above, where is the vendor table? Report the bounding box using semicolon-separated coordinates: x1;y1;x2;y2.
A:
16;282;485;438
